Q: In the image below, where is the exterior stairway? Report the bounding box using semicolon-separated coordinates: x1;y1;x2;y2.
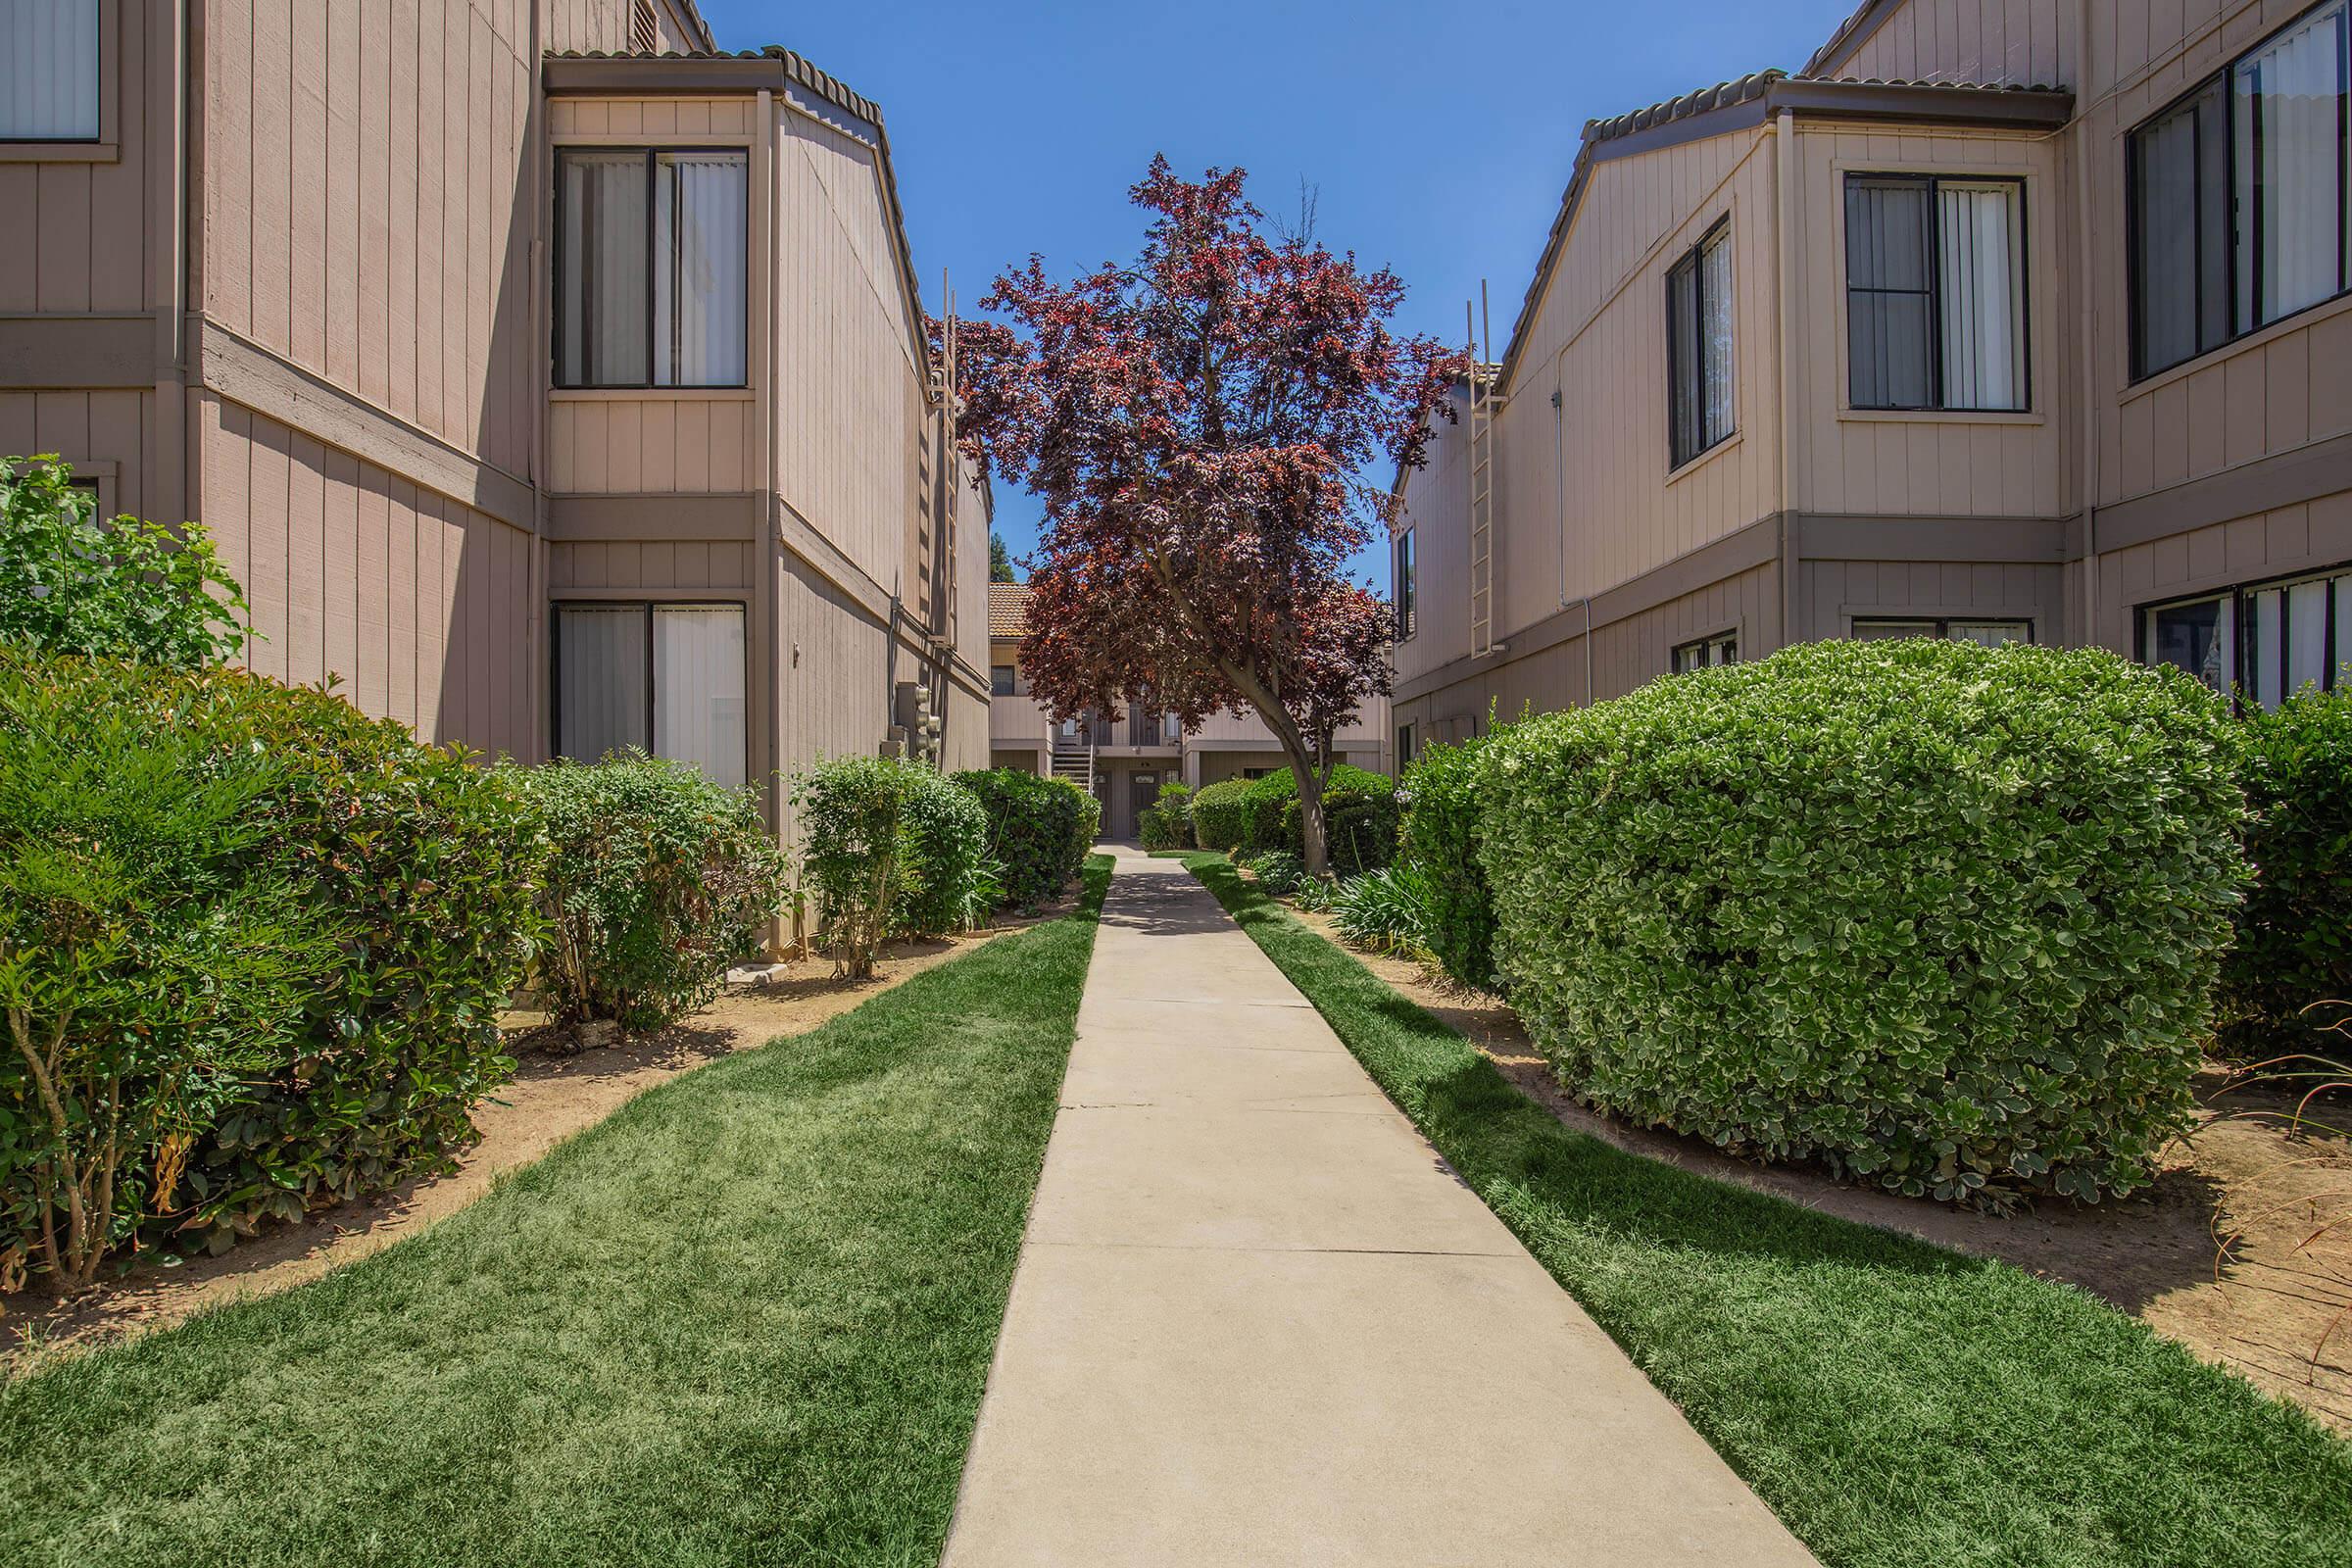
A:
1050;723;1095;796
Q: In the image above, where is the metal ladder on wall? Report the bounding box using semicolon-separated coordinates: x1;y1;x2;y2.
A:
1467;283;1500;662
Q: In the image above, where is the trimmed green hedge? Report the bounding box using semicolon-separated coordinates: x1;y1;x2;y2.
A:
2221;687;2352;1061
954;768;1098;909
1398;734;1499;991
1138;780;1194;852
1;655;546;1284
1479;639;2248;1206
520;755;786;1034
1188;776;1252;852
894;766;993;939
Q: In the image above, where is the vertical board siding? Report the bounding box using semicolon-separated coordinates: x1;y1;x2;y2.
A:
200;398;535;758
1829;0;2077;86
548;397;759;492
0;0;148;313
1789;124;2068;519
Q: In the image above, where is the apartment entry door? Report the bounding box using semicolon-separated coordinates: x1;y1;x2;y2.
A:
1127;770;1160;842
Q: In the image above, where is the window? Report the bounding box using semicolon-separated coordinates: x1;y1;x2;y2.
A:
991;663;1016;697
556;148;749;388
555;603;748;786
1671;632;1738;673
1667;220;1736;467
1844;175;2028;411
1396;723;1415;769
1395;527;1417;640
2141;565;2352;706
1852;616;2033;647
1;1;100;141
2130;0;2350;377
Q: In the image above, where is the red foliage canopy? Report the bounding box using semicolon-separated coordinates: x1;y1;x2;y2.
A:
947;158;1463;789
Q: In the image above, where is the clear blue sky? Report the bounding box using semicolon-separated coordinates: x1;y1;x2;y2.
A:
696;0;1852;588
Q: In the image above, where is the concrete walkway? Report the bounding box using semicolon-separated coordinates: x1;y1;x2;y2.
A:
941;850;1819;1567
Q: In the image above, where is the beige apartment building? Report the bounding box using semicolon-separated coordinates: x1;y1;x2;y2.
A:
1391;0;2352;760
986;583;1389;840
0;0;989;842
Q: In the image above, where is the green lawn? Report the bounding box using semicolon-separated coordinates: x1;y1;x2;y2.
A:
0;857;1111;1568
1183;852;2352;1568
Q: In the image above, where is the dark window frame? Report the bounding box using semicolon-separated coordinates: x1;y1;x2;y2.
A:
1394;526;1417;641
1396;722;1415;769
2127;0;2352;381
1666;218;1737;470
552;145;752;391
1842;172;2033;413
1851;614;2035;643
550;598;751;778
991;663;1017;697
1670;630;1739;674
2136;562;2352;706
0;0;102;145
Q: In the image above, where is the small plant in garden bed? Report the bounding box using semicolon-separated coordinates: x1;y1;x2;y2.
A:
1330;864;1435;956
1137;780;1195;852
520;753;786;1038
1479;638;2247;1207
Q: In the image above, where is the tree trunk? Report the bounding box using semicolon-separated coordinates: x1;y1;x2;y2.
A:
1280;740;1331;878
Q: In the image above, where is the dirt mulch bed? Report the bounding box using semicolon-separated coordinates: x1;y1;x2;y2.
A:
3;908;1064;1368
1290;906;2352;1435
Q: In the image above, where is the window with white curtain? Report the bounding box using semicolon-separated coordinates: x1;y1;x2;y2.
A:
0;0;99;141
2141;564;2352;707
1667;220;1736;468
556;603;748;788
556;148;748;388
1844;174;2027;412
2130;0;2350;377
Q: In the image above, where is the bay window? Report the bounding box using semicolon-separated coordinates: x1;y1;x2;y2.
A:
1667;220;1736;468
555;603;748;787
556;148;749;388
2129;0;2350;378
1;0;100;141
2141;565;2352;706
1844;174;2027;412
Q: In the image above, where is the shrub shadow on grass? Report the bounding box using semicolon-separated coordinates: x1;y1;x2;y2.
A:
1187;851;2352;1568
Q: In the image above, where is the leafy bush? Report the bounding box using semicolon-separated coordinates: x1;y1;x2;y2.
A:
1399;735;1500;991
1188;776;1252;852
952;768;1097;910
1331;865;1435;956
0;455;249;667
2221;688;2352;1061
1243;763;1396;866
1138;780;1195;851
521;755;786;1035
0;655;547;1285
1245;850;1306;897
895;767;991;940
1479;639;2248;1206
1291;873;1344;912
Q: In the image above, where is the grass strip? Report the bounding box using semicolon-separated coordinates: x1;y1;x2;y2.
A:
1183;851;2352;1568
0;856;1112;1568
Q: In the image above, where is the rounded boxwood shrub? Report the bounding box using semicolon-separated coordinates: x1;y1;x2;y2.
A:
1;655;548;1280
1398;735;1500;991
953;768;1098;909
1478;639;2248;1206
1188;776;1252;852
520;753;787;1035
1243;763;1396;863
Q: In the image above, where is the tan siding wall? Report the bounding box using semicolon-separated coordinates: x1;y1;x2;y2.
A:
771;550;894;846
773;103;925;597
1834;0;2077;85
1788;123;2070;520
1796;558;2067;640
548;395;760;492
199;395;535;757
0;0;152;315
1499;128;1783;632
2082;2;2352;511
0;389;158;515
548;537;754;591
